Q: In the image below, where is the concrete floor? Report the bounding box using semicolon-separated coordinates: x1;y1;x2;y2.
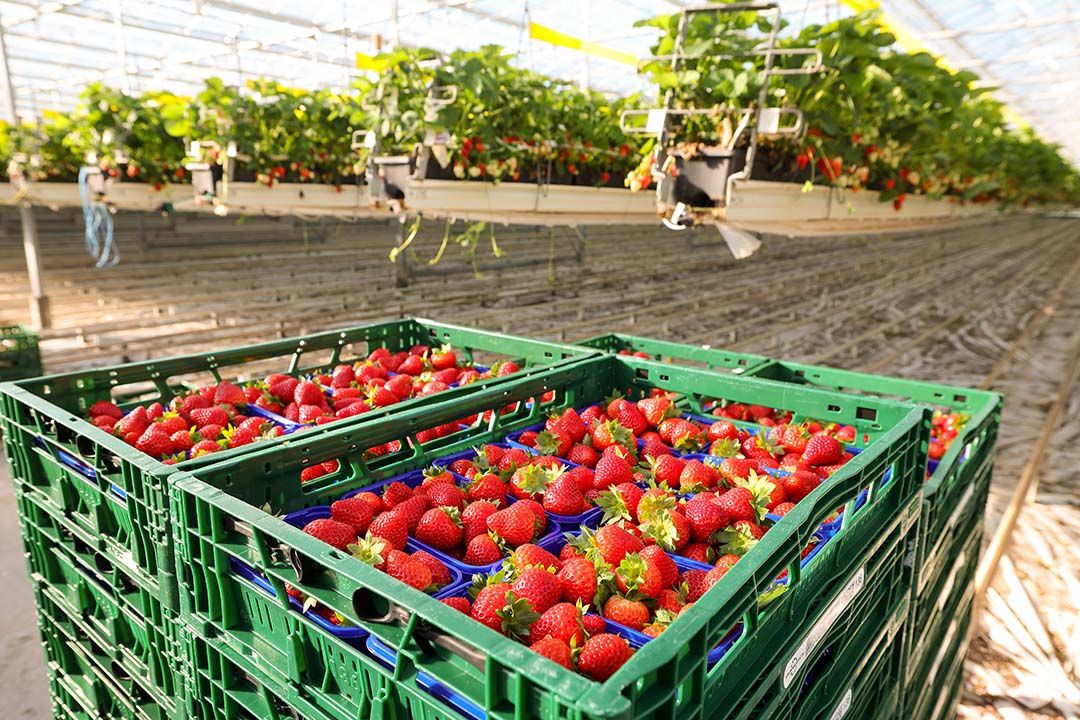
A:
0;458;52;718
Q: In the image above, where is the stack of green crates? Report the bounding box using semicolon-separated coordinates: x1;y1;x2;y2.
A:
578;333;1001;720
0;319;596;720
0;325;42;382
0;323;999;719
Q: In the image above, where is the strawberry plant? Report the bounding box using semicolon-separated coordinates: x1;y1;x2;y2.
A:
634;9;1080;206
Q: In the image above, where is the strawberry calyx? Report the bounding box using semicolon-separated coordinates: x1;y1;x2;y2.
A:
734;471;775;523
495;590;541;642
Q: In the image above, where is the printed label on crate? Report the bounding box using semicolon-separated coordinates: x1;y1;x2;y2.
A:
783;566;865;688
945;483;976;534
829;688;853;720
934;551;967;614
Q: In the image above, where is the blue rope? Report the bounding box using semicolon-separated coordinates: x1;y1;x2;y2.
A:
78;167;118;268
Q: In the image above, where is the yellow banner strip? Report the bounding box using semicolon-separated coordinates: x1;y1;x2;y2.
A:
528;21;637;66
355;52;389;72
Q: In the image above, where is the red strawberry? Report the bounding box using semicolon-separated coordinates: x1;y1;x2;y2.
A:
511;568;562;614
115;406;150;437
353;492;384;516
368;512;409;550
213;381;246;406
802;435;843;466
595;482;644;524
656;587;685;615
543;476;586;516
566;444;599;468
681;543;713;564
487;503;538;547
778;470;820;503
516;499;548;536
190;440;221;457
512;544;562;572
189;406;229;428
716;487;758;525
678;460;716;493
646;455;685;488
331;497;375;534
493;360;519;376
590;419;635;453
593;453;633;490
385;549;432;591
410;550;451;588
611;400;648;435
464;534;504;565
509;464;555;500
532;602;585;646
303;518;356;551
393;495;431;532
415;507;463;551
89;400;123;419
581;613;606;638
462;500;499;541
497;448;531;473
637;396;675;428
517;430;539;447
170;430;193;452
684;496;728;543
579;405;605;426
772;502;796;516
397;354;425;376
557;557;598;605
424;483;466;510
602;596;649;631
593;525;644;568
640;436;673;460
92;415;118;430
565;466;596;492
548;408;588;443
385;374;413;399
267;377;299;404
683;569;710;602
535;430;573;458
614;552;664;599
531;637;573;669
442;596;471;613
471;583;537;640
135;423;173;457
381;481;414;509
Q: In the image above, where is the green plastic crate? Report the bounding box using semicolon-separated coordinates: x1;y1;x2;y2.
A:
171;354;928;720
794;593;908;720
907;515;982;688
0;324;42;381
576;333;769;374
741;361;1000;592
914;452;991;600
16;489;182;714
0;318;597;610
908;589;974;720
38;598;176;720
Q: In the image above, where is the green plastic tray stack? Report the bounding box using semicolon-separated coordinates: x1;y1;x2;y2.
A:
0;319;594;720
0;325;42;382
0;322;1000;720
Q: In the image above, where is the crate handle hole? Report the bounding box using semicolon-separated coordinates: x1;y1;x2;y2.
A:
287;547;323;583
855;407;877;421
352;588;394;623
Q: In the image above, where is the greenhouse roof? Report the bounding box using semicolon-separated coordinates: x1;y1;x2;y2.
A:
1;0;1077;165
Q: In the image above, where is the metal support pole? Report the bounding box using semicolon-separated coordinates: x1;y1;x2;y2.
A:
0;15;50;329
21;204;50;329
113;0;131;93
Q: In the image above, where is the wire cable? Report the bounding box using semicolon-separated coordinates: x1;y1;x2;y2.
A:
78;167;119;268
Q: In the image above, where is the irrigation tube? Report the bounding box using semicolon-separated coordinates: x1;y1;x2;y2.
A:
78;167;119;267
